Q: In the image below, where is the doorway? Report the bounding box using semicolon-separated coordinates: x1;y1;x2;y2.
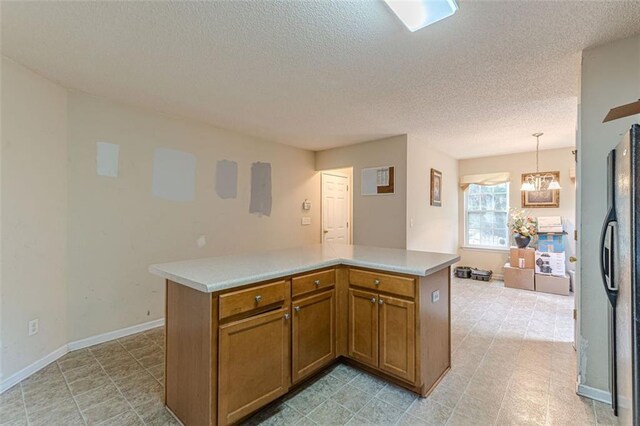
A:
321;169;352;244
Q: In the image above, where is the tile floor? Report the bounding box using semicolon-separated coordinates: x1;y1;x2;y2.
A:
0;327;175;426
241;278;617;426
0;278;618;425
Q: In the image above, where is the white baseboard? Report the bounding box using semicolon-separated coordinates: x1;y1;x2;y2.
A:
577;383;612;404
0;345;68;393
0;318;164;394
68;318;164;351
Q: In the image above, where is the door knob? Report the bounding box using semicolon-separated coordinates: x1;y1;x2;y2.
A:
323;230;329;234
569;256;577;263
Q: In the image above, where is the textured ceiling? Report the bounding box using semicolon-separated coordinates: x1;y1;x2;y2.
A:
2;1;640;159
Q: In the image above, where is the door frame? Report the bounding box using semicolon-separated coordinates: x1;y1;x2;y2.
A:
321;169;353;245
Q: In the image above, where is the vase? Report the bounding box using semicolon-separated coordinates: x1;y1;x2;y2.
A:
514;234;531;249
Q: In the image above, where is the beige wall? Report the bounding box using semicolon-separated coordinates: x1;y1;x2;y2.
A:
1;58;68;379
316;135;408;249
406;137;458;254
457;148;577;275
579;34;640;394
0;59;321;380
67;92;321;341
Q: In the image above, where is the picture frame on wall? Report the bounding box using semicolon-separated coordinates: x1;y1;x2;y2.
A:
521;171;561;208
430;168;442;207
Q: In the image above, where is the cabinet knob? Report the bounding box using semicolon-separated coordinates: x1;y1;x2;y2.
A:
314;279;321;286
373;279;380;286
378;299;384;305
255;295;262;303
370;297;376;304
294;306;301;312
284;313;290;320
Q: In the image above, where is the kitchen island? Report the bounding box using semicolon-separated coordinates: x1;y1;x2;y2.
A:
150;244;459;426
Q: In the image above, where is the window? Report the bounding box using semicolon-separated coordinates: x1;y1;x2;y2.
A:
465;183;509;249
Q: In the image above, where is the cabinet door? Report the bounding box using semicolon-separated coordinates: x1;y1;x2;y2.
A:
218;308;290;425
292;289;336;383
378;295;415;383
348;288;378;367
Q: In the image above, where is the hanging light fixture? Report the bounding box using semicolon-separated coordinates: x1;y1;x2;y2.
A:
520;133;562;192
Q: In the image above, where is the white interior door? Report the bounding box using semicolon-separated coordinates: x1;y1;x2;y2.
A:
322;173;349;244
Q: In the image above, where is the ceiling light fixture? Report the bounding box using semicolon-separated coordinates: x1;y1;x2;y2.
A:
520;133;562;192
383;0;458;32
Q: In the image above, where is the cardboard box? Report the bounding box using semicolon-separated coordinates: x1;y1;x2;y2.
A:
535;251;566;276
537;233;565;253
509;247;535;269
538;216;563;233
535;274;570;296
504;263;535;291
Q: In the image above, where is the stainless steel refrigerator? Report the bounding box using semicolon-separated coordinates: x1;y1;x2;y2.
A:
601;123;640;424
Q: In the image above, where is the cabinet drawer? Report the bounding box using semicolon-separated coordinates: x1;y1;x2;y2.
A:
292;269;335;297
219;281;286;320
349;269;415;298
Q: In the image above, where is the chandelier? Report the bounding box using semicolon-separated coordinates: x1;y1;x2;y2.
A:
520;133;562;192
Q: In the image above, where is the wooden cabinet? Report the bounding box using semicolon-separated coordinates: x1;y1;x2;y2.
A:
348;288;379;368
292;289;336;383
378;295;415;382
165;265;452;426
218;307;290;426
349;288;416;383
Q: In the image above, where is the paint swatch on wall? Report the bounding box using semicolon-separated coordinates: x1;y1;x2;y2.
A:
152;148;196;202
96;142;120;177
215;160;238;199
249;162;272;216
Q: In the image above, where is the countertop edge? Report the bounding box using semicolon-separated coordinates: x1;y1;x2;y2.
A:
150;254;461;294
424;256;461;275
148;265;210;293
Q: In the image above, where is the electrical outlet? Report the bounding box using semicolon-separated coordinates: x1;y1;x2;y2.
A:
28;319;39;336
431;290;440;303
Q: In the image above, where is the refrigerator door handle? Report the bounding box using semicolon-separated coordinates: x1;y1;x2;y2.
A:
606;221;617;292
600;208;617;293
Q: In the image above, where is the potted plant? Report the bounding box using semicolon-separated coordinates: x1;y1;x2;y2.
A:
510;208;537;248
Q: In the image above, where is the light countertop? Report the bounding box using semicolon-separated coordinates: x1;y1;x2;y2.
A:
149;244;460;293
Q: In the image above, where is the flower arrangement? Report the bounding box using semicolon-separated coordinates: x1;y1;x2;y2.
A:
509;208;537;237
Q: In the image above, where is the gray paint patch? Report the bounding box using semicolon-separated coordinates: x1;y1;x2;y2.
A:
249;162;272;216
96;142;120;177
152;148;196;202
215;160;238;199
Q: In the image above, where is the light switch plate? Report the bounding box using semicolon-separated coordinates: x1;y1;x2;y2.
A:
431;290;440;303
301;217;311;225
